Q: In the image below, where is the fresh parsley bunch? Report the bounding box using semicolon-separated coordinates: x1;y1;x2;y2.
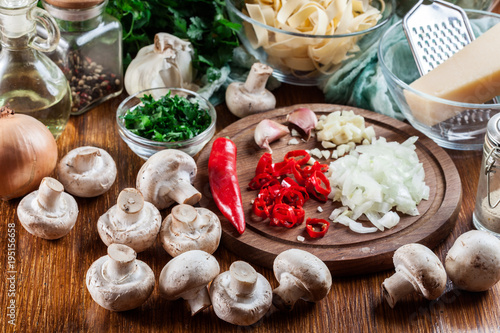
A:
106;0;241;81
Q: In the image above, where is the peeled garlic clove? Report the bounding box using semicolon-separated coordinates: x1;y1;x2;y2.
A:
254;119;290;153
287;108;318;141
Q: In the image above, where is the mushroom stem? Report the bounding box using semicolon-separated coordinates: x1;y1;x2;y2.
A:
243;63;273;94
72;148;102;173
382;271;415;308
105;244;137;283
36;177;64;213
115;188;144;227
170;204;199;234
229;261;258;295
272;272;308;310
185;287;212;316
168;180;202;206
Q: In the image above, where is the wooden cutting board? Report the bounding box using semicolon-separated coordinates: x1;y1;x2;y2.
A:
194;104;462;276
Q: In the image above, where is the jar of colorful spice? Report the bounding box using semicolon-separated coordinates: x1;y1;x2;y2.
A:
42;0;123;115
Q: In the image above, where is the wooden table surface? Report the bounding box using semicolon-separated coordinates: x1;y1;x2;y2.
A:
2;5;500;333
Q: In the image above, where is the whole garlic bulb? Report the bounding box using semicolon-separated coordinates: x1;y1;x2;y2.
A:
124;33;198;95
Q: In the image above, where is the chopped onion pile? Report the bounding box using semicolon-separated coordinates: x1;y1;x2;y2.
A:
327;136;429;233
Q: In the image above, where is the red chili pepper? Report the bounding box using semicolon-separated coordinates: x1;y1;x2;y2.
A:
248;173;274;190
306;218;330;238
272;159;296;177
208;137;245;234
252;197;270;218
305;170;331;202
284;150;310;165
255;152;274;175
272;204;298;228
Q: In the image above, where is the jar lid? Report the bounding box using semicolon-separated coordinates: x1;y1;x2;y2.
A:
43;0;104;9
487;113;500;147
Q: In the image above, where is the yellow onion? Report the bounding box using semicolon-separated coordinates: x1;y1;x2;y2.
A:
0;107;58;200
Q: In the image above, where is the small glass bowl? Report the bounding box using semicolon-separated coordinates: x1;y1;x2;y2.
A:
378;9;500;151
116;87;216;160
226;0;395;86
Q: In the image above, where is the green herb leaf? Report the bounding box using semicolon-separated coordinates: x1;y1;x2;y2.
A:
122;92;212;143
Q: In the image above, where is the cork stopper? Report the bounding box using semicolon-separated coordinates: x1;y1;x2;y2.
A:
43;0;103;9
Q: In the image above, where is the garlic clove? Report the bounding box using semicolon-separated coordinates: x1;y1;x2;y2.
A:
254;119;290;153
286;107;318;141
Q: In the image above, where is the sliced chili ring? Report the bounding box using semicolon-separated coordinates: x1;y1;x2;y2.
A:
306;218;330;238
272;159;296;177
305;170;331;202
284;150;310;166
281;176;299;188
255;152;274;175
248;173;273;190
276;187;307;208
252;197;270;218
272;204;297;228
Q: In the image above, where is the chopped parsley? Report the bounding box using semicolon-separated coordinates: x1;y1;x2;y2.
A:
122;92;212;142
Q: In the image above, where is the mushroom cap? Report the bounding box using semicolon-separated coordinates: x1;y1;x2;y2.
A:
136;149;199;210
57;146;117;197
17;182;78;240
445;230;500;292
97;189;162;253
393;243;447;300
210;261;273;326
85;245;155;311
273;249;332;302
160;205;221;257
159;250;219;301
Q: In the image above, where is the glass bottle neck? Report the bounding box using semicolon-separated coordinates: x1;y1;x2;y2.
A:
0;32;33;49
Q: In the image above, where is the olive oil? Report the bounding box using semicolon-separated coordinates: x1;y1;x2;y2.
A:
0;88;71;139
0;0;71;139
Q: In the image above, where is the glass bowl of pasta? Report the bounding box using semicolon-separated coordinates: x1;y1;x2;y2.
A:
226;0;395;86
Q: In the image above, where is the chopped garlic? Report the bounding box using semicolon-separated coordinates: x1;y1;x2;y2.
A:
310;148;322;159
316;110;376;148
307;157;316;165
288;138;300;145
322;141;337;149
290;128;301;137
321;150;331;159
297;235;305;242
317;206;323;212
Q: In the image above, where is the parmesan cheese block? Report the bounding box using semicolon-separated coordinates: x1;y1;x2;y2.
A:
405;22;500;127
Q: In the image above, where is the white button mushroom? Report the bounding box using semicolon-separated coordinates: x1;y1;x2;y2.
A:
17;177;78;240
160;204;221;257
272;249;332;311
57;146;117;197
136;149;202;210
86;243;155;311
225;62;276;118
210;261;272;326
159;250;220;316
382;243;447;308
97;188;162;253
445;230;500;292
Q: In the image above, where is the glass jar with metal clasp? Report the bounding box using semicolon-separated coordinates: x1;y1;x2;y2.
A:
473;113;500;236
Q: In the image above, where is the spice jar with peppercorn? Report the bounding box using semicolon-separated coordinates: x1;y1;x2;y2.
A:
42;0;123;115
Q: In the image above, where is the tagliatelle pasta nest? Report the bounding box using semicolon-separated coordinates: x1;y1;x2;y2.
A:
243;0;384;76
